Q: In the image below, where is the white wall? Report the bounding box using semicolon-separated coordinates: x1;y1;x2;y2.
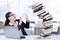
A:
0;0;60;22
0;0;9;22
19;0;60;22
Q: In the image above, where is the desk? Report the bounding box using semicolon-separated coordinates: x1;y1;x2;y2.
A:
0;34;60;40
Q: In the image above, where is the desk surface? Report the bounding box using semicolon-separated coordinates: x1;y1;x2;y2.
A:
0;34;60;40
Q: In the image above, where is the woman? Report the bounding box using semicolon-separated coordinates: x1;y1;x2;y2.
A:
5;12;29;35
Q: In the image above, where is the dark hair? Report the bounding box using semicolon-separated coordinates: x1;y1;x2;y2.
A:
5;12;12;26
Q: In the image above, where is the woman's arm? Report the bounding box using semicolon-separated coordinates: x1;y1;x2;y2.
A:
18;16;29;30
18;21;29;30
21;14;29;28
22;21;29;29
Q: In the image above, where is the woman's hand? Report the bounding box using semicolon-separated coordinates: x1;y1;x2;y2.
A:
25;14;29;22
19;17;22;25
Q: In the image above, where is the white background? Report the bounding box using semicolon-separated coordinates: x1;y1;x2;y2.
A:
0;0;60;22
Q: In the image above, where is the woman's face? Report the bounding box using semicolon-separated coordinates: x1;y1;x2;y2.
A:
8;13;16;21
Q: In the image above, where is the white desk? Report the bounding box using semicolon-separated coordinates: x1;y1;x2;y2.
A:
0;23;60;40
0;34;60;40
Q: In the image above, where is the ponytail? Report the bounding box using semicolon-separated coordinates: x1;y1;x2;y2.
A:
5;12;11;26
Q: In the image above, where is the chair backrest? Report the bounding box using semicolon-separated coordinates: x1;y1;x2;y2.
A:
0;21;4;29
